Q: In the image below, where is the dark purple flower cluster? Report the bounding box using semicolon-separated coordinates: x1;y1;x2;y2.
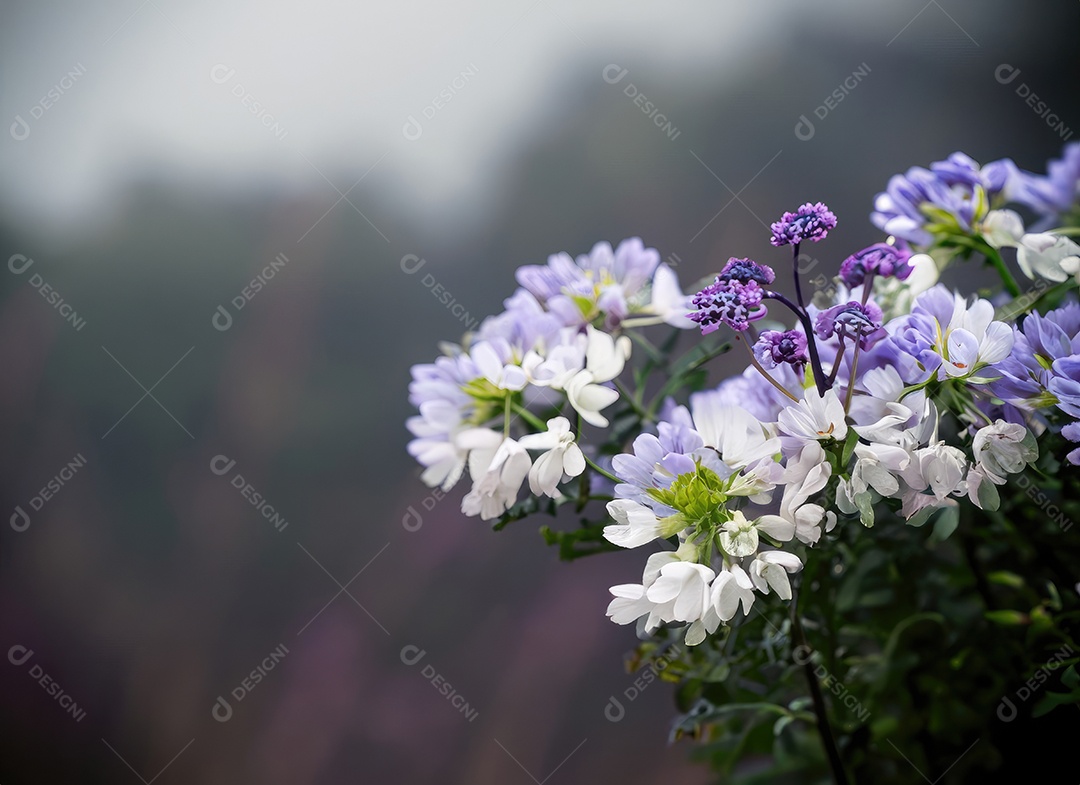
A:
815;301;885;349
718;257;776;285
770;202;838;247
838;243;914;288
688;278;766;334
754;329;808;370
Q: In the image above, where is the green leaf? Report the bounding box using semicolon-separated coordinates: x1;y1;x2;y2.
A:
984;610;1029;626
773;714;795;737
930;506;959;541
840;427;860;468
987;570;1025;589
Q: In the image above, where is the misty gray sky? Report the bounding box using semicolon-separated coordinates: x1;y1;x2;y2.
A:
2;1;946;233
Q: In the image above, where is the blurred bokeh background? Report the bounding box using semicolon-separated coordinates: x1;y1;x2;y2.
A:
1;1;1077;782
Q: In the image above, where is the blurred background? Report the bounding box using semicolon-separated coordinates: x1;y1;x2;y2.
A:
1;1;1077;782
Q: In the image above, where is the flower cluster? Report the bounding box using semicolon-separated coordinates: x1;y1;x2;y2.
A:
407;238;698;520
406;141;1080;649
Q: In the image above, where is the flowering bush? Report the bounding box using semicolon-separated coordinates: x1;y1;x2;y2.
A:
406;143;1080;782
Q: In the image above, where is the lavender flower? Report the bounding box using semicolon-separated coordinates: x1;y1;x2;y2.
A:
871;152;1008;246
992;301;1080;409
514;237;660;327
1063;421;1080;466
838;243;914;288
688;278;766;334
1001;142;1080;223
718;257;776;285
754;330;808;370
814;300;885;349
770;202;837;247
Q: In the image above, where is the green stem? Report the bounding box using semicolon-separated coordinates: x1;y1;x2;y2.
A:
791;606;850;785
511;402;547;432
584;453;621;484
614;378;650;421
984;246;1022;298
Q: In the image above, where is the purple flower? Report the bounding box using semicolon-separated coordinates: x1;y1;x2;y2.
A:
770;202;837;247
871;152;1007;246
1049;356;1080;419
718;257;776;285
1001;142;1080;223
814;300;885;349
612;405;704;510
1063;421;1080;466
992;301;1080;408
514;237;660;327
688;278;766;334
838;243;914;288
754;330;808;370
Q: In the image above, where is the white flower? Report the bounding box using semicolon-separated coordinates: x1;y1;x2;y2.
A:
850;443;905;496
1016;233;1080;284
759;460;837;545
777;387;848;444
646;561;716;623
963;465;1000;511
972;420;1037;483
719;510;795;558
981;209;1026;249
518;416;586;497
471;340;527;391
901;443;967;502
685;564;756;646
606;552;681;629
748;551;803;600
712;564;757;622
564;327;631;427
407;404;474;490
688;394;781;470
643;264;696;329
603;499;670;548
911;288;1015;378
460;437;531;520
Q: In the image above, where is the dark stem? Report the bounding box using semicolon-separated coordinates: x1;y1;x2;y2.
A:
860;272;875;305
791;608;849;785
738;336;799;402
763;291;828;395
792;242;806;309
826;339;847;387
844;340;862;412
